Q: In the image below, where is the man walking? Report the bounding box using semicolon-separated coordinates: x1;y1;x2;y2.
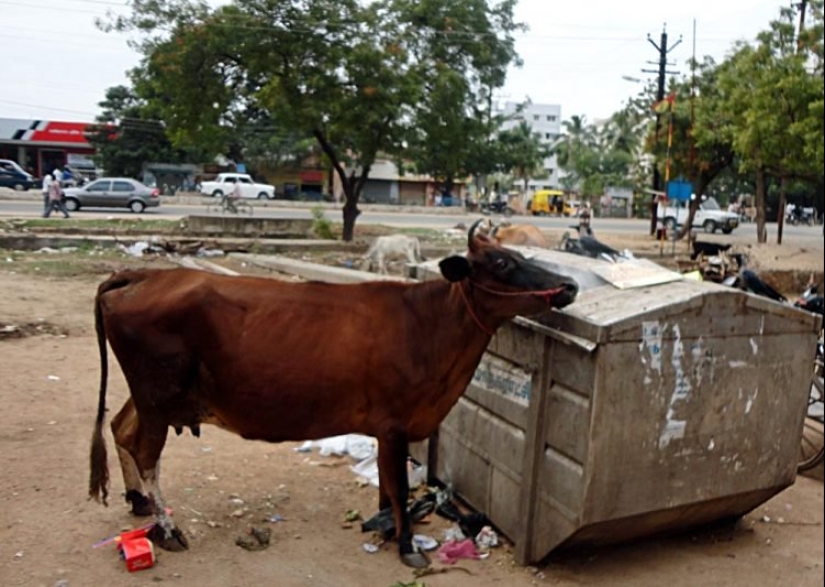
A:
43;174;70;218
41;172;53;215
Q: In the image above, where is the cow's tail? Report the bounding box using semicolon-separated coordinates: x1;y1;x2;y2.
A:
89;274;132;506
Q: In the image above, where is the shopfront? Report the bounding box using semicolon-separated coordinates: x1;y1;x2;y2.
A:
0;118;97;179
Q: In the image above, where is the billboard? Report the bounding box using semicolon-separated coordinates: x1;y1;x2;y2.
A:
0;118;93;146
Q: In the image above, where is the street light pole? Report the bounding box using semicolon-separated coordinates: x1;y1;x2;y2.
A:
643;24;681;235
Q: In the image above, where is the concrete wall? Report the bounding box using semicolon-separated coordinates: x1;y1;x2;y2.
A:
186;215;314;238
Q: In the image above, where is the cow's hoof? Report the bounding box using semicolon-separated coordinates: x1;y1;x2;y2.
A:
148;525;189;552
125;490;153;517
401;551;430;568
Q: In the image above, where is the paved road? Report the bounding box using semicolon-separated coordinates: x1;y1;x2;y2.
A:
2;198;822;249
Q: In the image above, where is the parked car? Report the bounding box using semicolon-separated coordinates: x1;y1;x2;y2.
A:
62;178;160;213
0;159;34;191
198;173;275;199
657;196;740;234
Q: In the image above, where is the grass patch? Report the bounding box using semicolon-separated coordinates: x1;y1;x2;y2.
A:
1;247;176;279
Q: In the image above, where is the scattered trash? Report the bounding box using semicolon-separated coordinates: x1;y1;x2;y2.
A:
362;543;380;554
474;526;499;551
119;533;156;572
268;514;283;523
196;248;225;258
201;446;212;453
443;525;466;542
47;375;60;381
344;510;362;523
235;527;271;551
14;551;23;559
120;241;151;257
362;493;437;537
229;498;245;506
407;459;427;489
761;515;771;523
413;534;439;552
436;539;481;564
297;434;376;460
350;454;380;487
36;247;60;254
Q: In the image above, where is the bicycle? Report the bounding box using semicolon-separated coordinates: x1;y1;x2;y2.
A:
206;195;254;216
798;332;824;472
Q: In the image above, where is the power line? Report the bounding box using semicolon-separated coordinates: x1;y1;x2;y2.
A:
0;98;98;117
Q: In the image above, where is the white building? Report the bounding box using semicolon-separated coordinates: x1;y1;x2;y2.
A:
498;101;562;190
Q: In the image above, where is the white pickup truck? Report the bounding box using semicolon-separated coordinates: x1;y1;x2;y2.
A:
657;196;740;234
199;173;275;199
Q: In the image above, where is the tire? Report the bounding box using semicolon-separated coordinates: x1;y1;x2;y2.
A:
13;182;25;191
664;217;677;231
212;190;224;198
129;200;146;213
503;207;514;218
257;192;270;200
63;198;80;212
722;227;733;235
703;220;717;234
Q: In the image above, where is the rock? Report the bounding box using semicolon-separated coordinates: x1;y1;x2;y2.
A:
235;527;271;551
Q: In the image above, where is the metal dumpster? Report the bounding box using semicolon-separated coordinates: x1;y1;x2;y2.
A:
411;249;821;565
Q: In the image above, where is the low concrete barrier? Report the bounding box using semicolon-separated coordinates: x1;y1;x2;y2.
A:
185;215;314;238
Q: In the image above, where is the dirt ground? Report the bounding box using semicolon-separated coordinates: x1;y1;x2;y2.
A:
0;246;822;587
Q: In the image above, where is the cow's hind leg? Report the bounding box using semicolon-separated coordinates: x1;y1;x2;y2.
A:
378;428;428;568
111;399;152;516
112;407;188;551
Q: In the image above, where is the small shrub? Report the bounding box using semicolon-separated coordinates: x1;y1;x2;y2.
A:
311;206;334;240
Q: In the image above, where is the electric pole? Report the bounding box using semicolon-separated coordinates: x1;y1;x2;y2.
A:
643;24;681;235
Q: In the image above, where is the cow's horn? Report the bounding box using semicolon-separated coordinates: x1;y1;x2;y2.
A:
490;225;500;239
468;219;485;247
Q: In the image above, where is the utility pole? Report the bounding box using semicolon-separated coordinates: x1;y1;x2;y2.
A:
643;24;681;235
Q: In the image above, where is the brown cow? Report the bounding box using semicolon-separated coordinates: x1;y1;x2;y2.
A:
88;220;578;568
485;219;550;248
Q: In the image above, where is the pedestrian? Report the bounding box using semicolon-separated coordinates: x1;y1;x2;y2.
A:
41;172;53;215
43;174;70;218
578;202;592;230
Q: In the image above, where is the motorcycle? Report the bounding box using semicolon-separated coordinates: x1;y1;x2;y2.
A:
480;199;515;218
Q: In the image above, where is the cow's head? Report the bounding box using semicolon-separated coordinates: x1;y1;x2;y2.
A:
439;219;578;314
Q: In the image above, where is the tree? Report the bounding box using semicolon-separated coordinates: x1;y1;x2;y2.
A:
554;115;596;192
394;0;523;197
497;121;548;193
717;2;824;243
104;0;522;240
85;85;188;178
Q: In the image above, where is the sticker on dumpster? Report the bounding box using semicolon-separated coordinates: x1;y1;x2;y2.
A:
471;356;532;405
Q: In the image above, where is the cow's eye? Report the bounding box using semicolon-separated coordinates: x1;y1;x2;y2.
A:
493;258;508;271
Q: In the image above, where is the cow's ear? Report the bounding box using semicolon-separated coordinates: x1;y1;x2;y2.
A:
439;256;471;282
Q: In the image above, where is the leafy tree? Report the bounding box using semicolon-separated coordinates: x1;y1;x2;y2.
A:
394;0;523;197
496;121;549;193
717;2;823;242
86;85;187;178
104;0;522;240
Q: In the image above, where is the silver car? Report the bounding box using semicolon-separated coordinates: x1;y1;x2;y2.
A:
62;178;161;213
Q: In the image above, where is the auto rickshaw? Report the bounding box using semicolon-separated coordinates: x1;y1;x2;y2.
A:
528;189;577;216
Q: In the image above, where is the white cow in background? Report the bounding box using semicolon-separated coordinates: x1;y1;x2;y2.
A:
362;235;424;274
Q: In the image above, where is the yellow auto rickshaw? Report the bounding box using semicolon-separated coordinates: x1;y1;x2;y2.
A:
528;189;577;216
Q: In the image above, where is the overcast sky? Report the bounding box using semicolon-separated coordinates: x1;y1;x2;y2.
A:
0;0;785;124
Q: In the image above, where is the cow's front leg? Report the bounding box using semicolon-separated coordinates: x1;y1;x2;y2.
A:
377;428;428;568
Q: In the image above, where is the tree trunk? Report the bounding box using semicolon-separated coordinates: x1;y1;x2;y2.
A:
776;177;787;245
755;167;767;244
341;194;360;242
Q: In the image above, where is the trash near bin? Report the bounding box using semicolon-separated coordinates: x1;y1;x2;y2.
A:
410;249;821;565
